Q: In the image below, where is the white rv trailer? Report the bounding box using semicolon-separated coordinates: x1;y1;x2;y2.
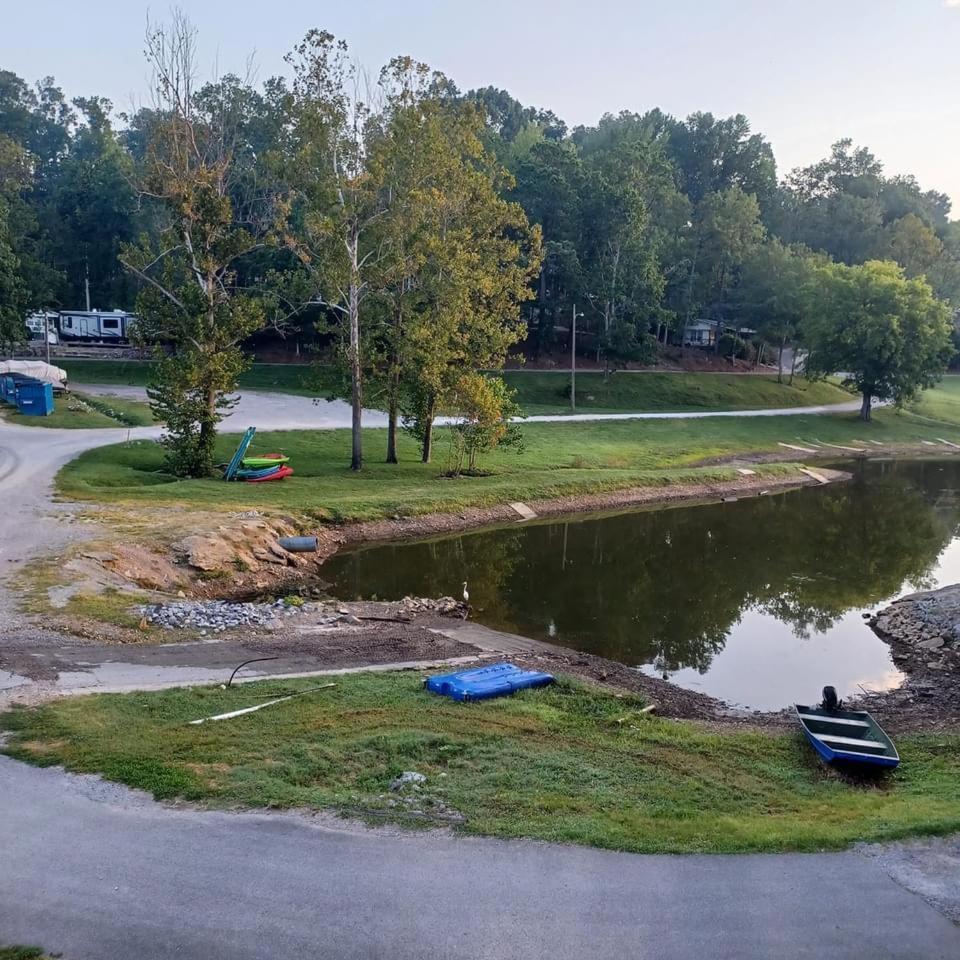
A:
57;309;137;342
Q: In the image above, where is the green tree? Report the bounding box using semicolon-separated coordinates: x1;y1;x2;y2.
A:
804;260;953;420
284;29;391;471
122;14;288;476
884;213;944;279
690;186;765;349
400;126;542;462
444;372;523;476
0;135;34;351
736;240;820;380
46;97;138;307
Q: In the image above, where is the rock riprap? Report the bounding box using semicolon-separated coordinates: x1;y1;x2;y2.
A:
140;599;319;632
870;585;960;672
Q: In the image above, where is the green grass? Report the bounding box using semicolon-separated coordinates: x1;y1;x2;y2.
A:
61;359;325;397
0;391;154;429
0;948;53;960
910;375;960;427
4;672;959;854
56;409;960;522
499;371;852;415
59;360;852;414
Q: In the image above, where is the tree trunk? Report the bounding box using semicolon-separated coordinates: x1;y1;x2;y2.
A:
420;394;436;463
198;382;218;476
386;402;399;464
348;257;362;472
421;416;434;463
860;391;872;422
385;302;402;465
788;347;798;386
777;336;785;384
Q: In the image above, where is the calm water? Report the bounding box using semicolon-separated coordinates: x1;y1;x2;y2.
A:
324;460;960;709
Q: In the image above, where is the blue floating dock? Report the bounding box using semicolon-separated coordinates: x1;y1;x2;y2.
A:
425;662;554;702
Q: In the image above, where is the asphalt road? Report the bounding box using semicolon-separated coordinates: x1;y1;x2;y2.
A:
1;757;958;960
77;381;865;422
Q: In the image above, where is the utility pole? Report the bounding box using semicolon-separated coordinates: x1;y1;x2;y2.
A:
84;259;91;312
571;303;577;413
45;313;51;364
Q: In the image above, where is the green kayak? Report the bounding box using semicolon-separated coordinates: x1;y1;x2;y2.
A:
241;454;289;467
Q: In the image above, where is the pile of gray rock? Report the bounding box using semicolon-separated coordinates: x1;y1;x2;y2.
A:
398;596;462;615
140;599;312;632
871;585;960;671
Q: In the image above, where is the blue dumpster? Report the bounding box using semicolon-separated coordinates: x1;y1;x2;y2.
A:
16;380;54;416
3;374;34;404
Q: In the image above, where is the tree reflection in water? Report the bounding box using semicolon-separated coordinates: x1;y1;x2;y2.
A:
326;459;960;682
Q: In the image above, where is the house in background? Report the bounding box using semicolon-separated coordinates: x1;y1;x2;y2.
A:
682;318;720;347
681;318;756;348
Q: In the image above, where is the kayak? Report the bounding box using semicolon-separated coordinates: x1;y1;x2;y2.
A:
234;463;286;480
245;465;294;483
241;454;289;467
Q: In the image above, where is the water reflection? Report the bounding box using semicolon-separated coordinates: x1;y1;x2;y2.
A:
325;459;960;708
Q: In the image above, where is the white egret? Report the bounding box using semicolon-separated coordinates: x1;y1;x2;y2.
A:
462;581;470;619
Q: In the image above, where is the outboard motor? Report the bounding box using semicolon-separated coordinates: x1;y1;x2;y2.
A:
821;685;841;712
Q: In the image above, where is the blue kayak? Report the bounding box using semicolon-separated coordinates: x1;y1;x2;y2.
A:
425;662;554;702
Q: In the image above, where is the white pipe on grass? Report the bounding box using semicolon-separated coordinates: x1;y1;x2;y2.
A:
187;683;336;725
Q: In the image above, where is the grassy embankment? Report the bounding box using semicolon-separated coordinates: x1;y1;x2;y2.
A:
909;375;960;426
0;390;154;428
3;672;959;854
58;408;959;523
60;359;852;414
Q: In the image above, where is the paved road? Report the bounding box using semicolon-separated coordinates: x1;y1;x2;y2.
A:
1;757;958;960
77;381;864;423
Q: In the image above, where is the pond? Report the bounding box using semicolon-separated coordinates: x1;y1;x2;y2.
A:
323;459;960;709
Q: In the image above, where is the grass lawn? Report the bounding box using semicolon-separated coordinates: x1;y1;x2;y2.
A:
0;390;154;428
57;409;960;522
61;359;326;397
910;375;960;427
59;359;852;414
499;371;851;415
3;672;959;854
0;948;52;960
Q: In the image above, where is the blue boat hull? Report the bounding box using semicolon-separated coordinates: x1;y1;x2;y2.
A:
801;727;900;769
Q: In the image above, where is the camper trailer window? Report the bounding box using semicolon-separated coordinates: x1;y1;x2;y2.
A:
102;318;119;329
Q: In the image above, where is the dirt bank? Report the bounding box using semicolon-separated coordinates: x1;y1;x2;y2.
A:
340;468;848;547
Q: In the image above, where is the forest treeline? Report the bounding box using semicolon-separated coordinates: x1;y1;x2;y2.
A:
0;17;956;471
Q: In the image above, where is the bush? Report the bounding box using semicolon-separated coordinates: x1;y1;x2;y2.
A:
718;333;753;361
600;321;659;373
445;373;523;476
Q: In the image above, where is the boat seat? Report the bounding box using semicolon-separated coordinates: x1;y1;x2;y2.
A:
819;734;887;754
797;714;869;730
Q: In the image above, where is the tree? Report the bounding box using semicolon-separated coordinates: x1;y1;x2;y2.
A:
444;372;523;476
884;213;944;279
804;260;953;421
399;123;542;462
0;135;33;351
285;30;390;471
692;186;765;349
46;97;138;307
122;14;288;476
736;240;819;380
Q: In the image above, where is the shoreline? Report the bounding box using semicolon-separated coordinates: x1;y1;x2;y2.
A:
336;466;848;550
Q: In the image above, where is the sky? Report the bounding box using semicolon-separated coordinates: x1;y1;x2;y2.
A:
3;0;960;211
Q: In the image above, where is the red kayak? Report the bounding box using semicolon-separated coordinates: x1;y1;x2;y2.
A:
244;465;294;483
